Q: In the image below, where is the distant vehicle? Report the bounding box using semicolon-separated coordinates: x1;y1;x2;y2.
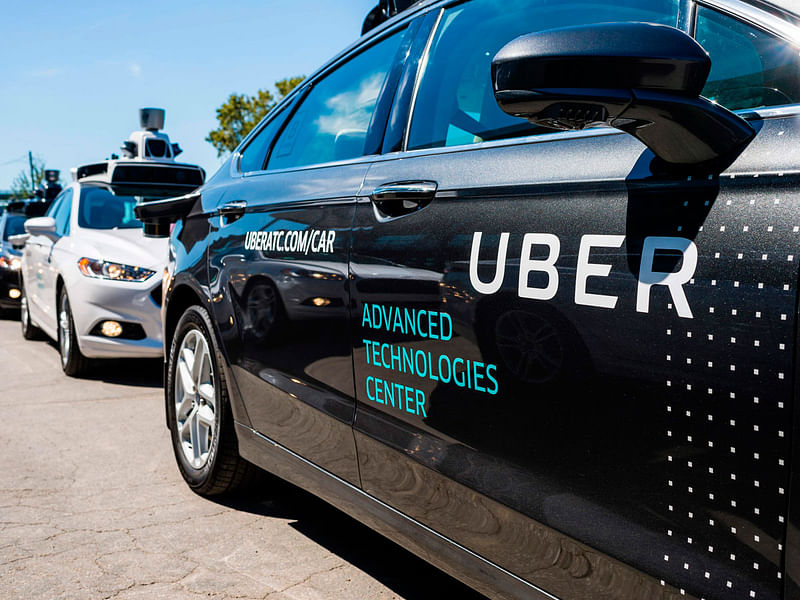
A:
15;109;204;375
0;203;27;312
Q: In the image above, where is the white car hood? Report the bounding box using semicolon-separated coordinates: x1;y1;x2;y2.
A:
77;228;168;270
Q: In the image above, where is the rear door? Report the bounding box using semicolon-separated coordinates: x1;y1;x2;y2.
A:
25;188;72;332
350;1;800;599
206;24;413;485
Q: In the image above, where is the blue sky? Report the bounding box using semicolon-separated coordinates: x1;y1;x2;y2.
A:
0;0;377;189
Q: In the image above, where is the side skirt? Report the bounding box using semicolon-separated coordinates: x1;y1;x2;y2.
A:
235;422;558;600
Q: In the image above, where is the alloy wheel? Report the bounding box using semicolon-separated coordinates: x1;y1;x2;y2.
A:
59;294;71;366
174;329;217;469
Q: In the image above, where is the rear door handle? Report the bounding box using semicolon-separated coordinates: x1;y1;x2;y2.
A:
370;181;437;220
218;200;248;217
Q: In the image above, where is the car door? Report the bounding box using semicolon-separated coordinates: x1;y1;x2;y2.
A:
205;23;414;485
350;1;800;599
25;188;72;332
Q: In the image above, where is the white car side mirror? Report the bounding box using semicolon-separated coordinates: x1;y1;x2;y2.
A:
25;216;59;241
7;233;29;250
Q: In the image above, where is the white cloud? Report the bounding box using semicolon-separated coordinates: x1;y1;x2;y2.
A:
315;72;384;136
129;62;142;78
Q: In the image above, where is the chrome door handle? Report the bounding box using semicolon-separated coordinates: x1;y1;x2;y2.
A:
370;181;437;219
218;200;248;217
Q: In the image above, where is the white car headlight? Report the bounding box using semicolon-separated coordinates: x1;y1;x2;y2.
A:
0;256;21;270
77;257;155;282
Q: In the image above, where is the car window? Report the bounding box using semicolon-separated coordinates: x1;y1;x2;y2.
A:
45;193;63;219
239;97;297;173
407;0;680;151
267;30;404;171
78;187;141;230
3;215;26;240
53;188;73;236
695;7;800;111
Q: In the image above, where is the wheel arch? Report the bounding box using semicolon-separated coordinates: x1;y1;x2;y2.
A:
163;281;252;430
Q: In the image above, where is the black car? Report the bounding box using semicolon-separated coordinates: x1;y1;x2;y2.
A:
0;204;30;311
137;1;800;598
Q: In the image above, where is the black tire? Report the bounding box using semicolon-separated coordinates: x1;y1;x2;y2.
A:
58;287;90;376
20;286;44;340
166;304;252;496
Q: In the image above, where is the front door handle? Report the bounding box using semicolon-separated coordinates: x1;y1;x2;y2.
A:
370;181;437;220
219;200;248;217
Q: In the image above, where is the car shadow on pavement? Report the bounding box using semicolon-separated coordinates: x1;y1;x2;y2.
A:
80;357;163;387
38;336;164;387
220;473;489;599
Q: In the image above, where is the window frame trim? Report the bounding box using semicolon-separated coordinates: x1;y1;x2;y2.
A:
695;0;800;46
230;15;422;178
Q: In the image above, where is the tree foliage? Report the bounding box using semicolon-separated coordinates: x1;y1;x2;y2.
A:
10;155;47;200
206;76;305;156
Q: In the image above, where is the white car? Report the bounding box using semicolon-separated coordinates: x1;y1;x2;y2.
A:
15;108;204;375
18;182;169;374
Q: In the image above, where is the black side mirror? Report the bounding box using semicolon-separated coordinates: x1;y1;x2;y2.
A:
492;22;755;172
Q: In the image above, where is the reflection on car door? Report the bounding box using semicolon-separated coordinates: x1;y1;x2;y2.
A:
350;1;800;599
207;27;408;485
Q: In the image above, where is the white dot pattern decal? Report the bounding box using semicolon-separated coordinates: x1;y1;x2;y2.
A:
659;181;793;600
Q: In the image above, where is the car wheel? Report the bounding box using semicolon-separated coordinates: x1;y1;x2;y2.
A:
20;287;43;340
58;288;89;376
167;305;252;496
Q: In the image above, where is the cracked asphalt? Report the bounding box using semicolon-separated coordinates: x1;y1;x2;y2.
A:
0;314;486;600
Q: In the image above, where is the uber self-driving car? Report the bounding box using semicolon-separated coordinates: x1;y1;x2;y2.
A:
137;1;800;599
17;109;204;375
0;200;51;313
0;204;27;311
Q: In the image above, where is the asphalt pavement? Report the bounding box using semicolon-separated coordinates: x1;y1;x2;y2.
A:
0;312;485;600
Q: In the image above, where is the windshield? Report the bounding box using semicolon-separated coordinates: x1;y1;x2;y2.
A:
78;187;142;230
3;215;26;240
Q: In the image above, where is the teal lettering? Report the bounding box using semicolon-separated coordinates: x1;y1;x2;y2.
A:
417;310;427;337
392;307;404;334
404;308;416;336
363;339;373;364
362;304;372;329
385;380;395;407
453;358;466;387
404;386;415;414
402;346;414;374
380;343;390;369
366;376;375;401
486;364;499;395
428;352;438;381
371;341;381;366
427;311;439;340
440;311;453;341
415;389;427;417
390;344;401;372
473;360;485;393
414;350;428;377
438;354;452;383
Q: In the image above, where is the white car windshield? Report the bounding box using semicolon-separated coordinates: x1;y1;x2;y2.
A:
78;187;141;230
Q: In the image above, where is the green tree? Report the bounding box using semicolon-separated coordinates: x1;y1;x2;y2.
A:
10;155;47;200
206;76;305;156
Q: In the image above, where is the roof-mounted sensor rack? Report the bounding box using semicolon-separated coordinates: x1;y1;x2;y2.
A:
362;0;419;34
74;108;205;197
